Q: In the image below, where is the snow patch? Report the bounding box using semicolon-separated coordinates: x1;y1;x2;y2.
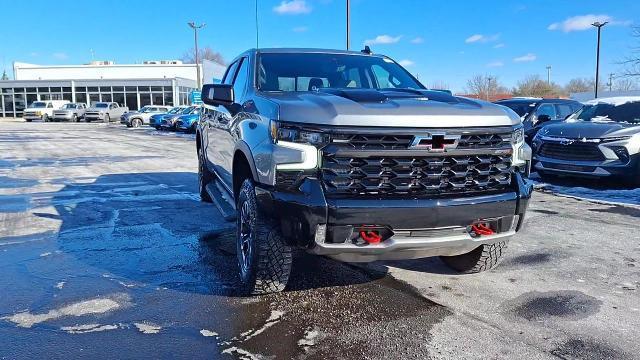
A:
134;322;162;334
241;310;284;341
587;96;640;106
534;182;640;207
2;293;129;328
298;327;323;351
221;346;262;360
61;323;119;334
200;329;218;337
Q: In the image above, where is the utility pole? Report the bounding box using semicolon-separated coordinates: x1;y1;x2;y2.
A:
607;73;614;92
592;21;608;98
346;0;350;50
546;65;552;85
188;22;206;90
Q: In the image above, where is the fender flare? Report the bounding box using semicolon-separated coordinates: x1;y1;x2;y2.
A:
233;140;260;183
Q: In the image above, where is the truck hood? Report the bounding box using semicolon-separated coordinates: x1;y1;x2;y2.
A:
86;108;106;112
540;120;640;139
263;89;519;128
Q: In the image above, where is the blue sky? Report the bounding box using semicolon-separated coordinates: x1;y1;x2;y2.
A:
1;0;638;92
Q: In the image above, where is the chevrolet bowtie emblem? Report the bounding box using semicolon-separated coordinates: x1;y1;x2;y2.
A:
409;133;460;152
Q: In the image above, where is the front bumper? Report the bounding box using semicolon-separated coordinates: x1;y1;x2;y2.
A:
256;172;532;262
534;154;640;179
23;114;43;120
85;114;105;121
53;113;74;120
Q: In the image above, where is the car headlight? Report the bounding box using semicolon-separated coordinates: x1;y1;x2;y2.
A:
511;126;524;145
271;121;329;147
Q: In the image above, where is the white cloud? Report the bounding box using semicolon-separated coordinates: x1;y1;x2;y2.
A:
410;37;424;44
487;61;504;67
465;33;500;44
52;52;68;60
292;26;308;32
273;0;311;15
29;52;39;57
398;59;414;67
513;53;537;62
493;43;505;49
547;14;629;32
364;35;402;46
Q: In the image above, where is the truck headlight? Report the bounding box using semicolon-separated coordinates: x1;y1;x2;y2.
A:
271;121;329;147
511;126;524;145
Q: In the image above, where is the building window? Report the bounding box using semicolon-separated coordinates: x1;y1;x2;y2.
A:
101;93;112;102
164;92;173;106
63;93;72;102
37;87;48;92
125;86;137;92
88;87;99;92
89;93;99;105
26;87;36;93
140;93;151;107
62;87;71;92
113;93;125;107
152;93;164;105
125;93;138;110
26;94;37;107
75;87;87;92
76;93;87;105
99;86;111;92
113;86;124;91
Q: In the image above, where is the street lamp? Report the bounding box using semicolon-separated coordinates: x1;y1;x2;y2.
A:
188;21;206;90
546;65;552;85
592;21;608;98
346;0;350;50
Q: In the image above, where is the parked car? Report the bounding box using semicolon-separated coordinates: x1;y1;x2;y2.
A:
23;100;70;122
85;102;129;123
495;98;582;144
532;96;640;186
120;105;171;128
52;103;87;122
197;48;532;294
160;106;199;130
176;107;203;133
149;106;188;130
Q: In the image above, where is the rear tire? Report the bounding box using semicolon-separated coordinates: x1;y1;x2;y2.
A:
440;241;508;273
236;179;292;295
198;145;213;203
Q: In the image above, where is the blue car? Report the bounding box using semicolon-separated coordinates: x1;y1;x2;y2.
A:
149;106;188;130
175;107;203;133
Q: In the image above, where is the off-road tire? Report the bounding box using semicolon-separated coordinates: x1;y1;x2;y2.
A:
198;145;213;203
440;241;508;273
236;179;292;295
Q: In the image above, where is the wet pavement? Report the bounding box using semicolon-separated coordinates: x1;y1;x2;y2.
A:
1;121;639;359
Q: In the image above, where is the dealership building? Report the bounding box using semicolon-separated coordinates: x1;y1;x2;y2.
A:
0;59;225;118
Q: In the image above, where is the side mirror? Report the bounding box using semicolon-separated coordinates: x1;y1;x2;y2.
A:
537;114;551;124
202;84;234;106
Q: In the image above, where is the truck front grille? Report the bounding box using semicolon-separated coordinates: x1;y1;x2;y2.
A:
538;141;605;161
321;154;512;197
331;132;510;150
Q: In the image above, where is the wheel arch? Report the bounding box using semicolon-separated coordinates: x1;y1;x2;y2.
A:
232;141;260;200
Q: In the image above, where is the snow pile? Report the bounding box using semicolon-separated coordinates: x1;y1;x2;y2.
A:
587;96;640;106
532;177;640;207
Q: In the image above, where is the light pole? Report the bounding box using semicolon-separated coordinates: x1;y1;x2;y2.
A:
592;21;607;98
188;21;206;90
607;73;614;92
546;65;552;85
346;0;350;50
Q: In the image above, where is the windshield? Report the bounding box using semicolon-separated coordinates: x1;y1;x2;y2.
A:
168;107;182;114
29;102;47;108
574;101;640;124
96;103;109;108
62;104;77;109
138;106;151;113
497;101;536;117
257;53;424;92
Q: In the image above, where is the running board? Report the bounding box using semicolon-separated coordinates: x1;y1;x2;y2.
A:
205;181;236;222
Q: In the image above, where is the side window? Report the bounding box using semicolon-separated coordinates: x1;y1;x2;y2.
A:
535;104;556;119
555;104;575;120
232;58;249;101
222;61;240;85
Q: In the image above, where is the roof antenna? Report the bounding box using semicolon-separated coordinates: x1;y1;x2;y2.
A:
361;45;372;55
255;0;260;49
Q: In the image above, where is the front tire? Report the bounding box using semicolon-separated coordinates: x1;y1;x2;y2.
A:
236;179;292;295
132;118;142;128
440;241;508;273
104;114;110;123
72;114;78;122
42;114;49;122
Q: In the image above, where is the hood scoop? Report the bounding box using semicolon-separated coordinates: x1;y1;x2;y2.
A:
318;88;388;103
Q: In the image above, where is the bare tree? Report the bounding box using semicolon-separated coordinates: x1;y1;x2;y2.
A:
621;26;640;77
513;75;566;98
564;78;592;94
465;75;508;100
614;77;639;91
181;46;226;65
1;70;8;81
429;80;450;91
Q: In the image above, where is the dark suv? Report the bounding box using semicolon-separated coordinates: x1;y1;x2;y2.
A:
495;98;582;144
197;48;532;294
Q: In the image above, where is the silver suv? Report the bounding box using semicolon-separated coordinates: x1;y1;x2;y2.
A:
197;48;533;294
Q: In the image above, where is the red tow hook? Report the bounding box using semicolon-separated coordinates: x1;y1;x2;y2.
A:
471;223;495;236
360;230;382;244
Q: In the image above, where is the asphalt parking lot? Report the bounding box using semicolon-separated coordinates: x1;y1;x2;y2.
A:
1;120;639;360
